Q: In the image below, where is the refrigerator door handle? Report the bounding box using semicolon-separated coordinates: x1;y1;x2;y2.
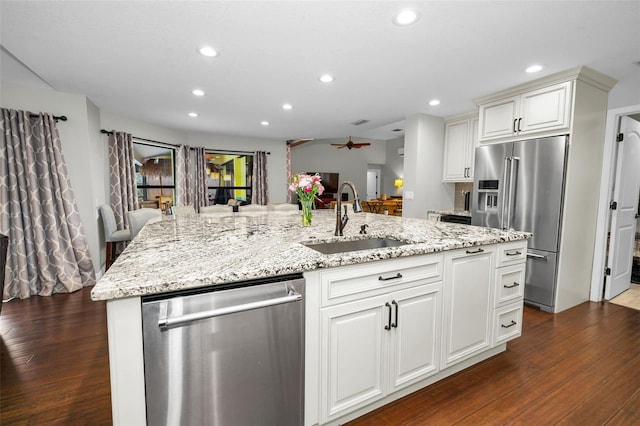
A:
507;156;520;230
501;157;511;229
527;253;548;261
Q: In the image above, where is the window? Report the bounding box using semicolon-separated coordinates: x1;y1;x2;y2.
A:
205;152;254;205
133;141;175;214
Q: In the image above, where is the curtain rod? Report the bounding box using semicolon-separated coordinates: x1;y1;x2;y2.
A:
30;114;67;122
100;129;270;155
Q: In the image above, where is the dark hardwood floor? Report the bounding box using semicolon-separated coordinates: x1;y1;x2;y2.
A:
1;288;640;425
0;287;111;425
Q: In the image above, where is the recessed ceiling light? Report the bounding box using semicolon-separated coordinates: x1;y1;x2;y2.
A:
192;89;205;96
319;74;334;83
393;9;419;26
261;121;270;126
188;112;199;117
282;104;293;110
526;64;543;73
429;99;441;106
198;46;218;57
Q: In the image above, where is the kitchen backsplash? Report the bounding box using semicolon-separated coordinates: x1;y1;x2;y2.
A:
454;182;473;211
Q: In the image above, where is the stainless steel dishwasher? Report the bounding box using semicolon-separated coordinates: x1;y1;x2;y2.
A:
141;274;305;426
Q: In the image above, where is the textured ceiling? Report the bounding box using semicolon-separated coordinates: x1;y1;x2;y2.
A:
1;1;639;141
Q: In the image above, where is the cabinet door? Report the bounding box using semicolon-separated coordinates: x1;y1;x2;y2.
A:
442;248;494;368
320;295;388;423
442;119;470;182
519;81;572;135
478;96;519;141
388;284;441;393
466;117;479;180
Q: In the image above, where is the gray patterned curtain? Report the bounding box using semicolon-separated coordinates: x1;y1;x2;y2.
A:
108;131;138;231
191;146;207;210
176;145;207;210
253;151;268;205
0;108;96;299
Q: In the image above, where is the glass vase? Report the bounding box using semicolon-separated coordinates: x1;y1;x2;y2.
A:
300;198;313;226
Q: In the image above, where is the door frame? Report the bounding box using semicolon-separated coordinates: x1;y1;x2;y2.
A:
590;104;640;302
366;168;381;200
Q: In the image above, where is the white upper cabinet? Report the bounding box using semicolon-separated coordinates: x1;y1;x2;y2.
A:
478;81;573;142
442;113;479;182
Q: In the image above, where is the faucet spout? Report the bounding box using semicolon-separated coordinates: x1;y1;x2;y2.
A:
335;181;362;236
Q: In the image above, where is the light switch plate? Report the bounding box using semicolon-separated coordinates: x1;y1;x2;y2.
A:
405;191;414;200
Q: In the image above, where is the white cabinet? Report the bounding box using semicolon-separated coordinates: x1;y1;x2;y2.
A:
320;282;441;423
316;256;443;423
478;81;573;142
321;295;387;419
442;114;479;182
441;247;495;368
491;241;527;346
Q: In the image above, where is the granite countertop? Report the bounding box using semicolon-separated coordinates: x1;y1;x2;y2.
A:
428;209;472;217
91;210;530;301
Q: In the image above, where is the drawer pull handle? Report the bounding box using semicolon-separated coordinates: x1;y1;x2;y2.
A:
466;248;484;254
506;250;522;256
379;273;402;281
501;320;517;329
504;282;520;289
384;302;392;330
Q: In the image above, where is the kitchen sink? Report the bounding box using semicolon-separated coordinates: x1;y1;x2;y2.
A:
302;237;409;254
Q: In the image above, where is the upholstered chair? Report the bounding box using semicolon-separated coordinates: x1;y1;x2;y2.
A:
200;205;233;214
98;204;131;270
267;203;299;212
127;208;162;240
236;204;268;215
171;205;196;217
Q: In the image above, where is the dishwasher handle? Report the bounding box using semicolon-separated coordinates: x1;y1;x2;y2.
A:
158;290;303;330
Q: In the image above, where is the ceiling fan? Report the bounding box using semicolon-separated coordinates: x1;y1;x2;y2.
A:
331;136;371;150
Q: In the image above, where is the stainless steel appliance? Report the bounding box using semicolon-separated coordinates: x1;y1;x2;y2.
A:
440;214;472;225
142;274;305;426
472;135;568;312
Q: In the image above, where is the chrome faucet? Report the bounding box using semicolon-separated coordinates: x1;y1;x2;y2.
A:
335;181;363;236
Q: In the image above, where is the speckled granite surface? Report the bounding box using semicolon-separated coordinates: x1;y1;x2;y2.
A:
427;209;472;217
91;210;530;301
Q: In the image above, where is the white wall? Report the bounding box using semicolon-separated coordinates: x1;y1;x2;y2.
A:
382;137;405;196
290;138;386;201
403;113;454;219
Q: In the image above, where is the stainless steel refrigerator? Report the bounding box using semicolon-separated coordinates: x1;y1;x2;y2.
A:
471;135;568;312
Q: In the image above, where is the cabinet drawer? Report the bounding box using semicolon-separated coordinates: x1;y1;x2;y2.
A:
492;302;523;346
496;241;528;267
494;264;525;307
321;254;443;306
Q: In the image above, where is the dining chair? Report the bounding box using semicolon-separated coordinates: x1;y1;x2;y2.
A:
395;200;403;216
127;208;162;240
200;205;233;214
237;204;268;215
368;200;383;214
99;204;131;270
171;205;196;217
267;203;299;212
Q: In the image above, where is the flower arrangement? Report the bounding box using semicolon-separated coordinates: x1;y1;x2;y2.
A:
289;173;324;226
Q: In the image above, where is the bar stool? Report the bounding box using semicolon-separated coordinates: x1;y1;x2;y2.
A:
99;205;131;270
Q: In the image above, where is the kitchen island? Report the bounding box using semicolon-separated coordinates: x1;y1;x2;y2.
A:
92;210;530;425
